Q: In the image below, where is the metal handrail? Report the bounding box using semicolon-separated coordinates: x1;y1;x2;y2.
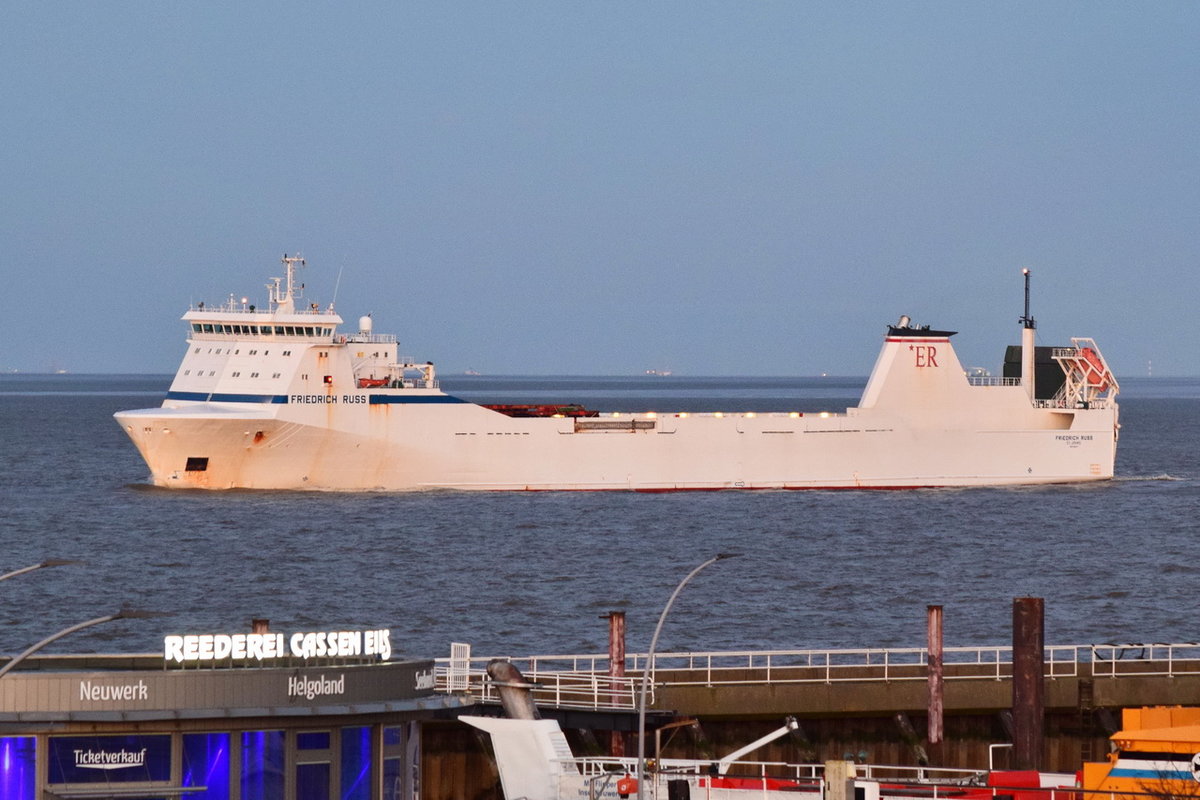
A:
435;665;640;709
435;642;1200;710
966;376;1022;387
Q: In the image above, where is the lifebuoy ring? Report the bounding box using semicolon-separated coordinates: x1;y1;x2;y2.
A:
617;776;638;797
1079;348;1109;391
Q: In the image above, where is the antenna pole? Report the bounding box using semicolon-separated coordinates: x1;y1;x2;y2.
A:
1020;268;1035;330
1019;269;1036;400
332;266;344;311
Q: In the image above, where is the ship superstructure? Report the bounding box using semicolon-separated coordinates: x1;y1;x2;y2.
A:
463;714;1078;800
116;257;1119;491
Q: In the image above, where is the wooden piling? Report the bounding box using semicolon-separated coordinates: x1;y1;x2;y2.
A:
604;610;627;756
1012;597;1045;770
927;605;944;746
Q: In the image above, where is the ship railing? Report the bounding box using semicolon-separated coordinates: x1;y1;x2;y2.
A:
187;302;338;316
570;756;983;785
1031;396;1113;409
966;376;1022;387
342;333;398;344
570;755;826;781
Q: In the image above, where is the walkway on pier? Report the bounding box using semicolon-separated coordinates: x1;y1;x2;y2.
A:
434;641;1200;716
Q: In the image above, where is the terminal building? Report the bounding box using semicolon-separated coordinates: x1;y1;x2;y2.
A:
0;626;464;800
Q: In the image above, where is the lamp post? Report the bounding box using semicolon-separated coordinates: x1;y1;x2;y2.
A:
0;608;166;679
0;559;81;583
636;553;739;800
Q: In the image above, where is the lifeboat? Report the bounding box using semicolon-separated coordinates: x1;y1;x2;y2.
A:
1078;348;1110;391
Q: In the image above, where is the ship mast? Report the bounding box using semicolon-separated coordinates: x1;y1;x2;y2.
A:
1019;268;1036;401
268;253;306;313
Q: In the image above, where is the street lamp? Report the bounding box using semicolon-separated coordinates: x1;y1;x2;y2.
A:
637;553;739;800
0;559;81;583
0;607;167;678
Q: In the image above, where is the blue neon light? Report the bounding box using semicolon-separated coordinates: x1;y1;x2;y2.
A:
241;730;285;800
341;726;372;800
183;732;231;800
0;737;35;800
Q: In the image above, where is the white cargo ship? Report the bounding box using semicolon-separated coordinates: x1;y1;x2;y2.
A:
115;257;1119;491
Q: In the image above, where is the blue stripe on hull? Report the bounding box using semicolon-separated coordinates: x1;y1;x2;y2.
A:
167;391;289;403
368;394;468;404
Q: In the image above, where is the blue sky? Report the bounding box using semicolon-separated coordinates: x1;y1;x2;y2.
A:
2;3;1197;376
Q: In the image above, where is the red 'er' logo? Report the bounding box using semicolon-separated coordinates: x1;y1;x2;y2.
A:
912;345;938;368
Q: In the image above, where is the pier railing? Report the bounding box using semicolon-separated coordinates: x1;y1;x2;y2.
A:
434;642;1200;711
436;663;639;711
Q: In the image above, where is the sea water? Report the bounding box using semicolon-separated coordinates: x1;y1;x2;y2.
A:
0;374;1196;662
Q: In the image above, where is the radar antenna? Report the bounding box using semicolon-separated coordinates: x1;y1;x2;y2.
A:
282;253;306;302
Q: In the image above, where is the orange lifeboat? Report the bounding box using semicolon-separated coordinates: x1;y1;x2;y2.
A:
1079;348;1109;391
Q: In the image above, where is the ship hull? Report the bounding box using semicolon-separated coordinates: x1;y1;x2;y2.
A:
115;395;1117;491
